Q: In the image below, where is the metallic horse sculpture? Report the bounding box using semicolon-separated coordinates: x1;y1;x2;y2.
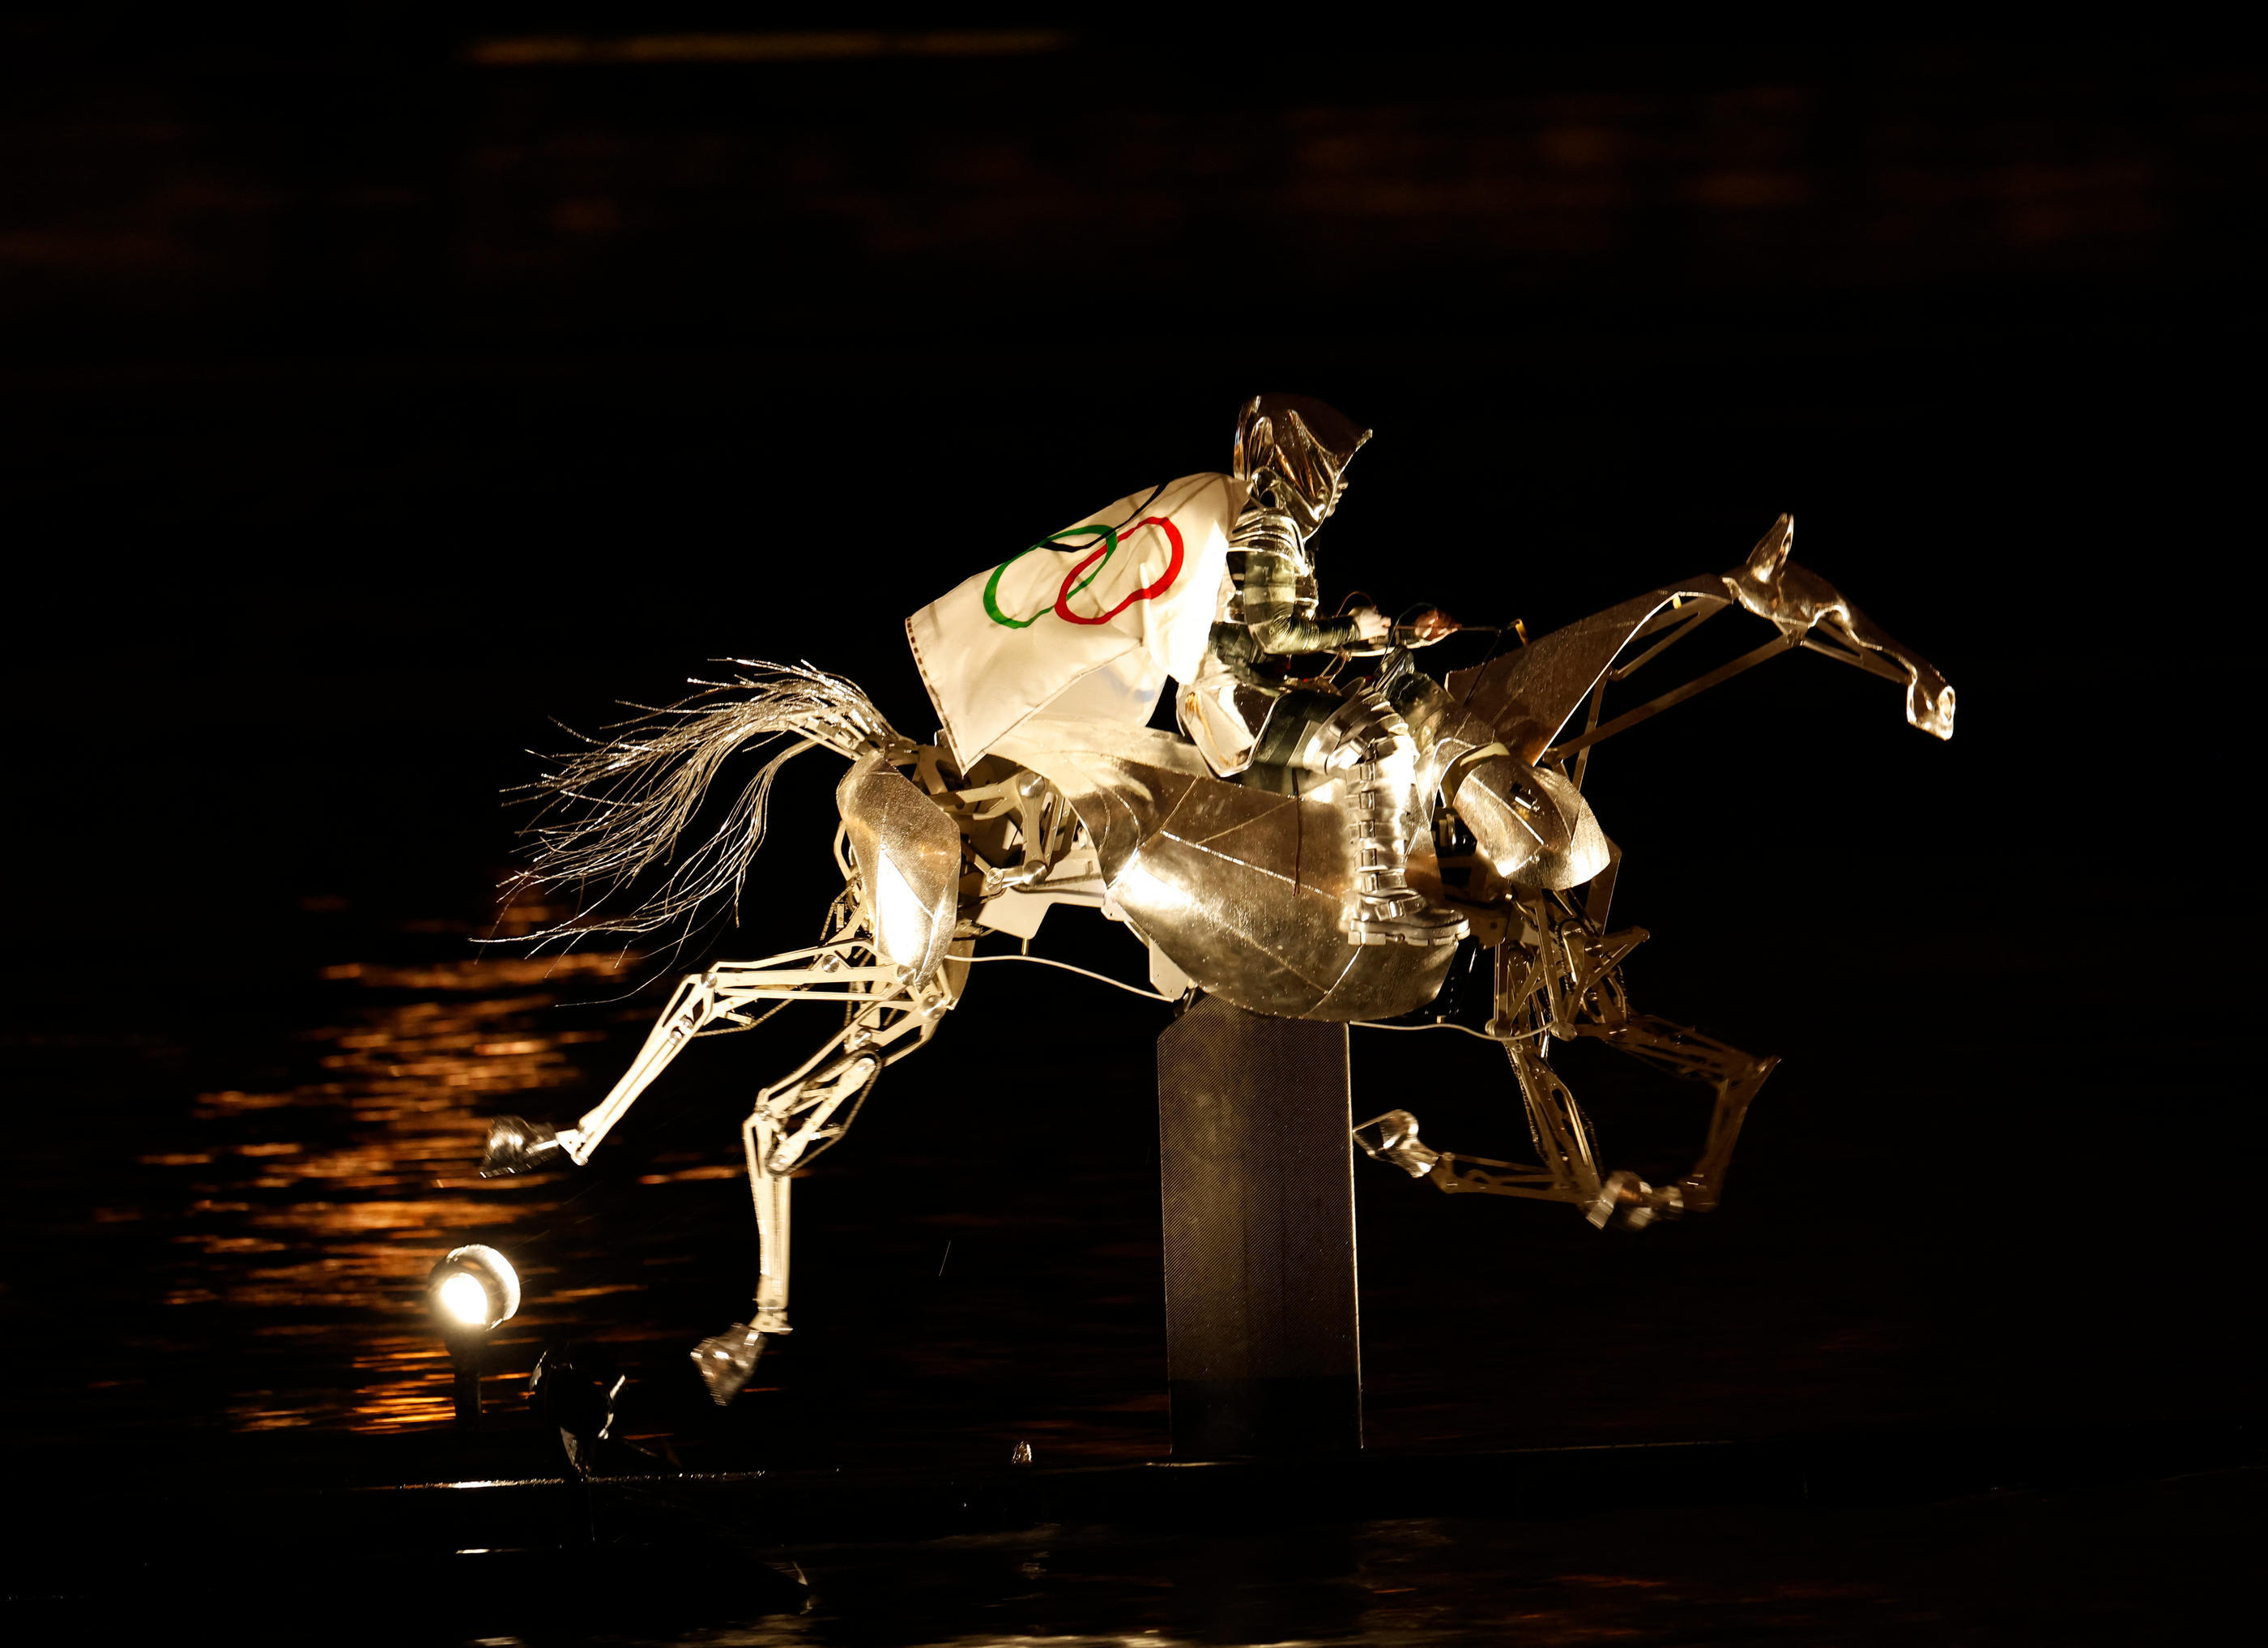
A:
481;510;1952;1405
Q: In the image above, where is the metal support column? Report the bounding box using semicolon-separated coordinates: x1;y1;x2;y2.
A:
1156;993;1361;1458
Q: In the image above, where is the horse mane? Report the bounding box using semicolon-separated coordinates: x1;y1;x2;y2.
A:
501;660;900;949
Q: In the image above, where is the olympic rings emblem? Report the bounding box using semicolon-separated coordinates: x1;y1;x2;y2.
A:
983;516;1184;630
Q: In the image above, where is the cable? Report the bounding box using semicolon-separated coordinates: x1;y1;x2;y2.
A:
961;951;1172;1001
966;947;1570;1035
966;951;1546;1035
1353;1018;1545;1044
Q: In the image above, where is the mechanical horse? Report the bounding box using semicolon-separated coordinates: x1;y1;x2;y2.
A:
480;513;1953;1403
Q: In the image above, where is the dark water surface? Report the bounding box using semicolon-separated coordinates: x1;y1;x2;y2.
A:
10;773;2254;1643
526;1478;2258;1647
7;826;2250;1465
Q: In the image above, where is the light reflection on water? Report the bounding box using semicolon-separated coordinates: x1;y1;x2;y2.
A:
143;939;650;1433
86;883;1933;1467
93;890;1182;1466
30;900;2228;1643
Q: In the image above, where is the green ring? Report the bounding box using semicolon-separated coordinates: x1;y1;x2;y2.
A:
983;524;1119;628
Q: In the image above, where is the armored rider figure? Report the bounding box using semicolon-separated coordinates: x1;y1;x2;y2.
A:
1178;394;1580;947
1174;395;1464;946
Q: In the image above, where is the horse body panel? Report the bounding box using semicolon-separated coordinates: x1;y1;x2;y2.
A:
836;750;961;986
994;728;1456;1020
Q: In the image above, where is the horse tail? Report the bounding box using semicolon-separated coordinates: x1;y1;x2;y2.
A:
505;660;902;946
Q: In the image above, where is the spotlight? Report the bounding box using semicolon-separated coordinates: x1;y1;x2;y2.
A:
425;1245;521;1428
437;1271;492;1328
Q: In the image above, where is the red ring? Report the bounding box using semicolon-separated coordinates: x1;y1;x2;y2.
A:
1053;517;1184;626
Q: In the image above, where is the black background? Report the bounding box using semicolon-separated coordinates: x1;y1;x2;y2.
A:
1;15;2257;1475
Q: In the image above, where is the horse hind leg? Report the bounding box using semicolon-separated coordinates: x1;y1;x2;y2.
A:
692;1040;886;1406
693;946;967;1406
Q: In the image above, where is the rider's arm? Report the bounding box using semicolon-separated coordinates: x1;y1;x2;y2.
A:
1251;612;1366;654
1238;547;1366;655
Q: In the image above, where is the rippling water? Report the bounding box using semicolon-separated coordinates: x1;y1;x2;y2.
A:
659;1480;2249;1648
17;829;2242;1483
5;825;2252;1648
113;920;653;1435
19;883;1203;1463
0;849;2021;1456
12;862;1926;1470
6;866;2253;1642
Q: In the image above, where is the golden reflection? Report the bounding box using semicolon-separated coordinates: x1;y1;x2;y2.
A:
319;954;638;989
230;1398;321;1431
172;1235;288;1254
194;1091;309;1114
635;1164;743;1185
134;932;656;1433
249;1198;537;1232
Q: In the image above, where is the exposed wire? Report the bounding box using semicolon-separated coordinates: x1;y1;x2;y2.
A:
961;951;1172;1001
965;951;1550;1035
1353;1018;1544;1044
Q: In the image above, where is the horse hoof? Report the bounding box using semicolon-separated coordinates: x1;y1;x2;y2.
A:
480;1116;561;1177
691;1322;766;1405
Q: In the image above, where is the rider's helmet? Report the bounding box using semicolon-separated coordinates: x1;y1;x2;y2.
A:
1233;395;1372;540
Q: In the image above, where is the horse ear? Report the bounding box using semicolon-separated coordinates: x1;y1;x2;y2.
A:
1742;514;1794;585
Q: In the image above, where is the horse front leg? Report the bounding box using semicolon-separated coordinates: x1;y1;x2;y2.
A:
1575;1014;1778;1213
1503;1036;1605;1212
1360;933;1631;1220
1355;1039;1631;1221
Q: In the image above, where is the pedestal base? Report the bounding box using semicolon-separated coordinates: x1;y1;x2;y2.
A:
1157;994;1361;1458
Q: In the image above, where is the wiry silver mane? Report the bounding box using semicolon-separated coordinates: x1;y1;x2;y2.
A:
505;660;899;946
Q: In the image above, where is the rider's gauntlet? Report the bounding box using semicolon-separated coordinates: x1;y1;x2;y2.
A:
1226;519;1363;657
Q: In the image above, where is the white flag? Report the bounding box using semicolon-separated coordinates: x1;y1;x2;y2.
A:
906;472;1246;764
